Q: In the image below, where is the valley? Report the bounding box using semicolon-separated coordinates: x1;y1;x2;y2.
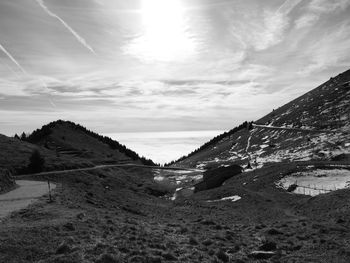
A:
0;69;349;262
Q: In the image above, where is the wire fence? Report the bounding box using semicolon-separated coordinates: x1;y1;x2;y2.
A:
288;182;340;195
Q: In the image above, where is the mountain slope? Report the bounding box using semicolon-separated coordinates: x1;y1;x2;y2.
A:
24;120;155;166
174;69;350;169
0;133;92;174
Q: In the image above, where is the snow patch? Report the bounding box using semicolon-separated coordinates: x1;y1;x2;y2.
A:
207;195;241;202
278;168;350;196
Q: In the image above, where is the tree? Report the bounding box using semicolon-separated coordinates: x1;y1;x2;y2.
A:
20;132;27;140
14;134;20;140
27;150;45;173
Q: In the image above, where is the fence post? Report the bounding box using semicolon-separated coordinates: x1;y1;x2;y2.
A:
47;179;52;202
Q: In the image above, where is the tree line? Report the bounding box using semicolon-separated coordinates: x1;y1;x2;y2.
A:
16;120;156;166
165;121;252;166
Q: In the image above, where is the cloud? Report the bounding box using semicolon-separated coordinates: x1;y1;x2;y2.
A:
0;0;350;137
295;14;319;29
228;0;302;51
298;23;350;75
257;0;303;50
309;0;350;13
0;44;27;74
295;0;350;29
35;0;95;54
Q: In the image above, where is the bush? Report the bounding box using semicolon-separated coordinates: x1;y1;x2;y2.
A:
27;150;45;173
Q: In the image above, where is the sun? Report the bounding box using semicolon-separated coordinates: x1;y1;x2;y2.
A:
124;0;197;62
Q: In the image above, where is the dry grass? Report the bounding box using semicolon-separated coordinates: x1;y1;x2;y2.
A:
1;163;350;262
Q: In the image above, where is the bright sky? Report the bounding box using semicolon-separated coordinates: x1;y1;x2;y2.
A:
1;0;350;136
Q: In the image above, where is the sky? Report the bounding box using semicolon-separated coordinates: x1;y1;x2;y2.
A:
1;0;350;137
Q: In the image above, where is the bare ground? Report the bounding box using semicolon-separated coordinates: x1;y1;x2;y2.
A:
0;180;55;219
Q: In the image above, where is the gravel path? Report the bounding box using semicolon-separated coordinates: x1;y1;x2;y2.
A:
0;180;56;219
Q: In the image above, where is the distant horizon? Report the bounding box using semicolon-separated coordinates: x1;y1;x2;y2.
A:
104;130;225;164
0;122;226;164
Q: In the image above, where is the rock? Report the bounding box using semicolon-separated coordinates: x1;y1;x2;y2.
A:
287;184;298;192
63;222;75;231
128;255;145;263
248;251;276;260
200;219;216;225
56;242;72;254
162;252;177;261
336;218;346;224
292;244;302;251
147;256;162;263
227;245;240;254
339;247;350;257
96;253;121;263
331;153;347;161
177;226;188;234
189;236;199;245
215;225;223;230
145;186;169;197
259;241;277;251
56;237;75;255
202;239;213;246
76;212;86;220
194;165;242;192
266;228;283;235
216;250;229;262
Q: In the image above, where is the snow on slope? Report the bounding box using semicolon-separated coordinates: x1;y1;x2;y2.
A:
176;69;350;169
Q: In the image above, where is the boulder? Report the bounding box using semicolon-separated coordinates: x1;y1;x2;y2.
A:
194;165;242;192
248;251;276;259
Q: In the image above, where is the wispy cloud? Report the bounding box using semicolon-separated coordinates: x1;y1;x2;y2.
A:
257;0;303;50
295;14;319;29
35;0;95;54
0;44;27;74
295;0;350;29
227;0;302;52
0;0;350;136
309;0;350;13
298;22;350;75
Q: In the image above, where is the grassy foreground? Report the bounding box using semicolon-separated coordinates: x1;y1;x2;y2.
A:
1;163;350;263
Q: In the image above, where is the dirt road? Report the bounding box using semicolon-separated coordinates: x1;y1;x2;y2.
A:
16;163;203;179
252;123;334;133
0;180;55;219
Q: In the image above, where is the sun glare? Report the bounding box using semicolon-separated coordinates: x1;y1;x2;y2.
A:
125;0;197;62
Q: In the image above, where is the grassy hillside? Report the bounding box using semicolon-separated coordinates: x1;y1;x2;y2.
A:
2;162;350;262
0;169;15;193
24;120;155;166
174;69;350;169
0;134;92;174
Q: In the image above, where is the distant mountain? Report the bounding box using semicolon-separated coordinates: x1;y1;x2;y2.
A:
173;69;350;169
23;120;156;166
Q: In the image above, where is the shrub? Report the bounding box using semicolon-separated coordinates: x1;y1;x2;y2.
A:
27;150;45;173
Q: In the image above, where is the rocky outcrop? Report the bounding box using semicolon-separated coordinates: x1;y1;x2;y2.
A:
194;165;242;192
0;169;15;193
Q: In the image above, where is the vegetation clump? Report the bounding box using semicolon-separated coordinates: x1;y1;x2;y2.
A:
27;150;45;173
